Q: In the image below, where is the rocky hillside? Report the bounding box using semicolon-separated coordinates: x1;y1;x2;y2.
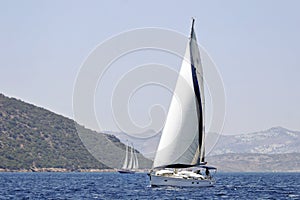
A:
0;93;152;171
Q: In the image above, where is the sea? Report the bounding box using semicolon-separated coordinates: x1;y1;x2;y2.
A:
0;172;299;199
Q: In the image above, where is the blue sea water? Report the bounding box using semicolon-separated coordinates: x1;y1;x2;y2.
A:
0;172;299;199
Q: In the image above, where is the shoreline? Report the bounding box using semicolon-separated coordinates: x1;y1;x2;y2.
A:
0;168;115;173
0;168;150;173
0;168;299;173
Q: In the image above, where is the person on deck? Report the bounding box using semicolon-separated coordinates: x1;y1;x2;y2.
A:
205;168;211;179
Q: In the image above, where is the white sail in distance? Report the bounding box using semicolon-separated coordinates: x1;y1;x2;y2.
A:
128;146;134;169
134;152;139;169
121;141;139;170
153;19;205;168
132;144;139;169
122;142;129;169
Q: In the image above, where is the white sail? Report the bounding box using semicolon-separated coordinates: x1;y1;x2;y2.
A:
132;144;139;169
127;146;134;169
134;151;139;169
132;144;136;169
122;142;129;169
153;20;204;168
132;155;136;169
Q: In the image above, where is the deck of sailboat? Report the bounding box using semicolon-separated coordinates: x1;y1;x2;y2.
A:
149;166;216;187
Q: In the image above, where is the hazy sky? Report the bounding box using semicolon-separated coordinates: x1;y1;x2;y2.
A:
1;0;300;134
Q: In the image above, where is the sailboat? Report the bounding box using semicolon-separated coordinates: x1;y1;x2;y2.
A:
118;142;139;174
149;19;217;187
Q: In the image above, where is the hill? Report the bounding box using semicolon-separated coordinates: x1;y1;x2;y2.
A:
0;93;152;171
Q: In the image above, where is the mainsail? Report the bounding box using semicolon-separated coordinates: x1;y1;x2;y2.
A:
153;19;205;168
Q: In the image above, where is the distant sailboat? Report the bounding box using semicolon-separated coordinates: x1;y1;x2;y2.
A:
118;142;139;174
149;19;217;187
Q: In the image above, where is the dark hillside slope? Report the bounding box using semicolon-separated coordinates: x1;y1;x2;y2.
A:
0;94;152;171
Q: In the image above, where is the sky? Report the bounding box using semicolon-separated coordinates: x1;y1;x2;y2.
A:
0;0;300;135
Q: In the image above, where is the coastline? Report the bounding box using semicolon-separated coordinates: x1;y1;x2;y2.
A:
0;168;150;173
1;168;299;173
0;168;115;173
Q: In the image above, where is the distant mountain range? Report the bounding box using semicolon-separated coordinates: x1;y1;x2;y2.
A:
208;126;300;155
206;153;300;172
0;93;152;171
205;127;300;172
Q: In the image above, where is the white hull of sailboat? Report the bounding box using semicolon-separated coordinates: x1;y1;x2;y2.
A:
150;175;215;187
